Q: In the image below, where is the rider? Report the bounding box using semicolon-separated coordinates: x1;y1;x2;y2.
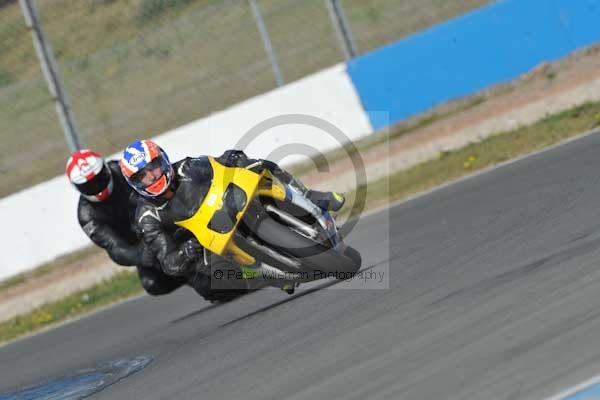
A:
66;149;187;296
119;139;345;286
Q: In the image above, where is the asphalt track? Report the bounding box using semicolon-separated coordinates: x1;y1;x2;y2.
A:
4;131;600;399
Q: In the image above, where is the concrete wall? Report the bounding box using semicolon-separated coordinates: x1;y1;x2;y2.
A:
151;64;373;164
347;0;600;130
0;64;372;281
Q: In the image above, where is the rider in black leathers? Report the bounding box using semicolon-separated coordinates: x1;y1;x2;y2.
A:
119;141;345;293
66;150;187;295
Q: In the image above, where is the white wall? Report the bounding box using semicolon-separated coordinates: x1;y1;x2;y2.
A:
0;175;87;281
153;63;372;164
0;63;373;281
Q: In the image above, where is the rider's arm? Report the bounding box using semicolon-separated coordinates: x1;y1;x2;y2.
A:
136;206;200;277
217;150;308;193
216;149;276;171
77;201;143;266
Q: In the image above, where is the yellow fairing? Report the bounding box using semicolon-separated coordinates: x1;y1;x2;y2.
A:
174;157;286;265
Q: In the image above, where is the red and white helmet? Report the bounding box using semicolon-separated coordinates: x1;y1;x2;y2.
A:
66;150;114;202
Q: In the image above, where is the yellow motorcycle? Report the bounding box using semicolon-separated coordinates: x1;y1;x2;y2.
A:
175;157;362;290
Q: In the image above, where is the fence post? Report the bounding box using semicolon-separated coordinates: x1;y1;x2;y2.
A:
19;0;82;153
325;0;358;60
249;0;284;87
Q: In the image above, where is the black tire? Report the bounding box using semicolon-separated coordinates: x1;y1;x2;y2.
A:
342;245;362;272
251;216;361;277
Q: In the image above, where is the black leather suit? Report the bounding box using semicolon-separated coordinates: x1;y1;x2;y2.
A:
77;161;187;295
135;150;298;279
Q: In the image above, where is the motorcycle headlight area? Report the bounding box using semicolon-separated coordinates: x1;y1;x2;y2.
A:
208;184;247;234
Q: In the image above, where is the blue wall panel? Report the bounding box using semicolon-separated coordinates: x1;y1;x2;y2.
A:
347;0;600;131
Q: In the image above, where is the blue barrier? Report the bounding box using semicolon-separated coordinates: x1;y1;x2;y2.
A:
347;0;600;131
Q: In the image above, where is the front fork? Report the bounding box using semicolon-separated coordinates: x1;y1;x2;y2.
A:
229;174;342;284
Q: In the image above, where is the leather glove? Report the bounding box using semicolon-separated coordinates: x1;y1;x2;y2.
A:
220;150;249;167
180;239;204;263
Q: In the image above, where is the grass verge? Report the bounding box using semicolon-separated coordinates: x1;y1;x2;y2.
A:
2;100;600;345
0;271;142;344
290;95;486;177
346;101;600;215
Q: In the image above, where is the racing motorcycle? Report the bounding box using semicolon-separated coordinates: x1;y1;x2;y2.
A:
175;157;362;292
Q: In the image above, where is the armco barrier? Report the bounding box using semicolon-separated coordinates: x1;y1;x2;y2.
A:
0;64;372;281
347;0;600;130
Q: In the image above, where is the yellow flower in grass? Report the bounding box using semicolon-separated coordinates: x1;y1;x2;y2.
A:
32;311;53;325
463;155;477;169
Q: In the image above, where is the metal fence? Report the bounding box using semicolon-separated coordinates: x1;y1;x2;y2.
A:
0;0;490;197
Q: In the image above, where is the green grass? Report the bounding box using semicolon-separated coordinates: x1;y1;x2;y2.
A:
348;101;600;214
0;271;142;344
290;94;487;177
0;68;15;87
0;0;490;197
3;100;600;345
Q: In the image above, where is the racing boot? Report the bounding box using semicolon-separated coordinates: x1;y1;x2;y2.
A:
280;282;299;295
281;172;346;212
306;190;346;212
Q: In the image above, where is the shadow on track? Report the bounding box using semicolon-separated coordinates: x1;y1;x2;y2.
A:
218;261;388;328
169;254;398;327
169;303;222;325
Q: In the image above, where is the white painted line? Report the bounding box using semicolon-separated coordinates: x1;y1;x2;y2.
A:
543;373;600;400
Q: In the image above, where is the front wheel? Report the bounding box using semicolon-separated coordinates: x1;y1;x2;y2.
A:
249;216;361;277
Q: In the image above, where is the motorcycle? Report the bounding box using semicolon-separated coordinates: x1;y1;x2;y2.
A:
175;156;362;293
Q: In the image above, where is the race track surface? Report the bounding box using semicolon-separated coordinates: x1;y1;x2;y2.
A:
3;132;600;399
